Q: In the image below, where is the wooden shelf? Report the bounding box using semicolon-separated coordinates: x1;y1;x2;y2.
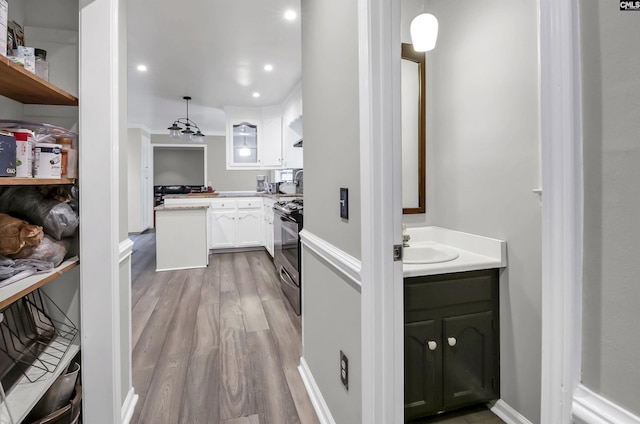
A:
0;340;80;423
0;177;76;186
0;257;79;310
0;57;78;106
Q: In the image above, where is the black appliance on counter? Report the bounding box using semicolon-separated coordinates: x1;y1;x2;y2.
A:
273;198;303;315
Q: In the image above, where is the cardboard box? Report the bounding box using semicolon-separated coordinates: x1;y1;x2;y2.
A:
0;0;7;57
0;132;17;177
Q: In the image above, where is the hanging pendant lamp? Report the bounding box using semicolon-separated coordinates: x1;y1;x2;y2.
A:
167;96;205;142
410;13;439;52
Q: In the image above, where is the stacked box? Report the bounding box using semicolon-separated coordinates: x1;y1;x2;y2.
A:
0;132;17;177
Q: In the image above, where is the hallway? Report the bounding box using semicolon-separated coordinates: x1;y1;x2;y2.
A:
129;232;320;424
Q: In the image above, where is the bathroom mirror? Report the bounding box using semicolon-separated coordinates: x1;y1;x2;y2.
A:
401;43;426;214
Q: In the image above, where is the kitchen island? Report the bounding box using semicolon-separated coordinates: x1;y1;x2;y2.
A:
154;204;209;271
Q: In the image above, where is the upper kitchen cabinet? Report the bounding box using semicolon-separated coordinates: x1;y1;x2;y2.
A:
282;82;303;169
225;106;283;170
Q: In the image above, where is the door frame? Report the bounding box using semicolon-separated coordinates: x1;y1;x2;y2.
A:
361;0;586;422
539;0;584;422
358;0;405;423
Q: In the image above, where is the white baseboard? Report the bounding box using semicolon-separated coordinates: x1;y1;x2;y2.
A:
573;384;640;424
491;399;533;424
121;387;138;424
298;357;336;424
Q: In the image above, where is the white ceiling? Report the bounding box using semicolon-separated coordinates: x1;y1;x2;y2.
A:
127;0;302;135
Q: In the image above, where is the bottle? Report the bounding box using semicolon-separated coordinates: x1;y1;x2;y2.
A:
55;137;77;178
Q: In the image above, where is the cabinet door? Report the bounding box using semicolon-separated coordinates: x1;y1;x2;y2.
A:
229;120;259;166
261;117;282;167
405;319;441;420
265;214;274;257
210;210;236;248
442;311;497;409
236;210;263;247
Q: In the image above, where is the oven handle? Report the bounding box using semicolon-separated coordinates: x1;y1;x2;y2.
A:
280;266;299;288
279;215;297;224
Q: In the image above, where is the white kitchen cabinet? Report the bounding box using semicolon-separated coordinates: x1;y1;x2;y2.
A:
237;210;263;246
281;83;303;169
224;107;283;170
261;117;283;167
263;198;276;257
209;197;264;249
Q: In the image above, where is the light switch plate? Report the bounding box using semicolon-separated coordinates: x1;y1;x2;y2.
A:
340;188;349;219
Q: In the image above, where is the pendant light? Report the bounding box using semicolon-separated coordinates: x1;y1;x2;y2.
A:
410;13;439;52
167;96;205;142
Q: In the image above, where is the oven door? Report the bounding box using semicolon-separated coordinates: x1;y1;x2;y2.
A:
278;214;300;285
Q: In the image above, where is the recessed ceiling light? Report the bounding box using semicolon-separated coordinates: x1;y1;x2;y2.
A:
284;10;297;20
136;64;148;72
264;64;274;72
253;92;261;98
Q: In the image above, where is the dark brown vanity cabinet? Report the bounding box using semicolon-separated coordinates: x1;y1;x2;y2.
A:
404;269;500;421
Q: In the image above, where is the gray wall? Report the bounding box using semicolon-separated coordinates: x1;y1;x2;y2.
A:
151;134;264;190
413;0;542;421
153;146;205;186
580;1;640;415
301;0;362;422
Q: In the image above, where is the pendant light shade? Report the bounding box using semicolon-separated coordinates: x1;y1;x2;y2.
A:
410;13;439;52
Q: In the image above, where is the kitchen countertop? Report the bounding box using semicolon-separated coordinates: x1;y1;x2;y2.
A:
154;204;210;211
402;226;507;278
163;191;301;200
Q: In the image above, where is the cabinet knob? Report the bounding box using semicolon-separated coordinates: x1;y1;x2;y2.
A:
427;341;437;351
448;337;457;347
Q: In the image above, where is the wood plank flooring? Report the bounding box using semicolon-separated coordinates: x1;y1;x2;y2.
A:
129;232;319;424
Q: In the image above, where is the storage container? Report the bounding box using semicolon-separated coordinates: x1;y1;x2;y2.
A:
55;137;76;178
33;143;61;179
12;129;34;177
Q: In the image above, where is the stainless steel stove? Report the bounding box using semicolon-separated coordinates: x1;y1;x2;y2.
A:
273;198;303;315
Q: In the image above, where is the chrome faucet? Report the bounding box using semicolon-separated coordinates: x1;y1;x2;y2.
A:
402;223;411;247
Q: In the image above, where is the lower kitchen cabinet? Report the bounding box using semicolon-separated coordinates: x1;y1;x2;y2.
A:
404;269;500;421
263;198;275;257
209;198;264;249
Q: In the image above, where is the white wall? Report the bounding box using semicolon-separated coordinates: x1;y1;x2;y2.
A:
301;0;362;422
580;1;640;416
407;0;542;421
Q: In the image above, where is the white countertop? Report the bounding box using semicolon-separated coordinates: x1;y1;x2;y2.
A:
402;226;507;278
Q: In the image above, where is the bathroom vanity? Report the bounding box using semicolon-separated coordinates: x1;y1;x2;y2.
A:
402;227;506;421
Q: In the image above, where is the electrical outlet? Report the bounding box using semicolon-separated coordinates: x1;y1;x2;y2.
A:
340;350;349;390
340;188;349;219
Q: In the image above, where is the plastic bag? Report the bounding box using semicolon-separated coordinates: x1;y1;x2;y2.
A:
0;213;44;255
0;187;78;240
10;235;70;267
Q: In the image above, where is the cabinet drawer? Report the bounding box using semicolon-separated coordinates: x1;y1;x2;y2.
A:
404;269;497;314
237;198;261;209
210;200;236;210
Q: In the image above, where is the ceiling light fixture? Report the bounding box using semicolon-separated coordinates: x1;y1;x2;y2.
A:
137;64;148;72
264;64;274;72
253;92;261;98
410;13;439;52
284;10;297;20
167;96;205;143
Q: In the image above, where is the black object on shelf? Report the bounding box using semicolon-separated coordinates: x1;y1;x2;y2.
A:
0;289;79;393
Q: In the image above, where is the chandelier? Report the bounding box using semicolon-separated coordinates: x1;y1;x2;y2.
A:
167;96;205;142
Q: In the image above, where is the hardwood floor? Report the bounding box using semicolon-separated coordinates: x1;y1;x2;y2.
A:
129;232;319;424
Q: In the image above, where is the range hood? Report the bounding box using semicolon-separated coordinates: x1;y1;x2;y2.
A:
293;138;302;147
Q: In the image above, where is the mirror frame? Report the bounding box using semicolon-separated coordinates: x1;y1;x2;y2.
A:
401;43;426;214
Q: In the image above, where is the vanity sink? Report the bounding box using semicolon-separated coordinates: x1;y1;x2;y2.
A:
403;242;460;264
